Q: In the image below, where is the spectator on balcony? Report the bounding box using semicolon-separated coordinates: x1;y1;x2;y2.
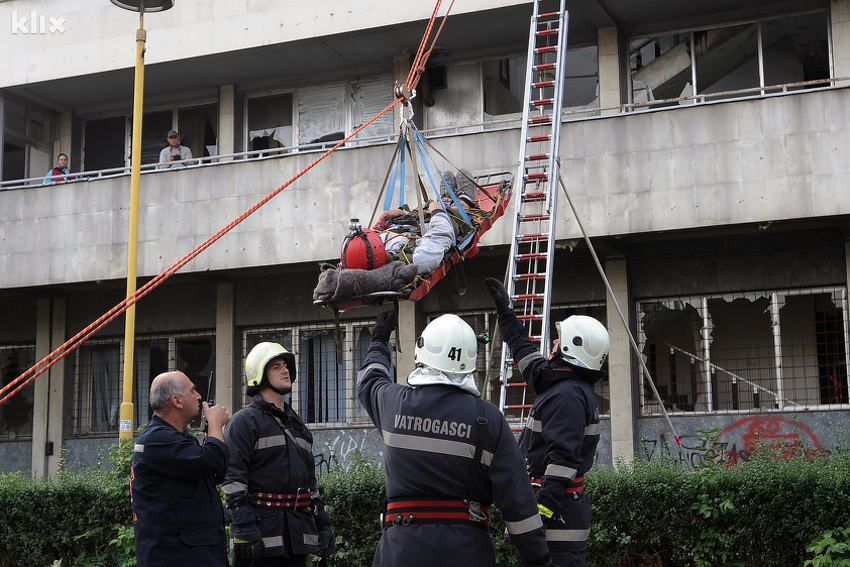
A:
158;129;193;169
43;153;77;184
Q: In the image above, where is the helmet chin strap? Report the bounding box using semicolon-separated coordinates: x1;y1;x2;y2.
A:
267;383;290;396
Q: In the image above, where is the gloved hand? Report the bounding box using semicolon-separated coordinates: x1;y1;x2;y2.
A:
536;479;567;524
484;277;512;314
372;308;397;344
316;528;336;557
232;525;263;561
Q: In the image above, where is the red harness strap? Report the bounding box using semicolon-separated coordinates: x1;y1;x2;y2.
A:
383;499;490;529
531;476;585;493
251;491;312;509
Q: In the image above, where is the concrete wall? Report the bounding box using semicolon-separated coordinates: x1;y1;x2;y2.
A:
2;88;849;290
0;0;525;89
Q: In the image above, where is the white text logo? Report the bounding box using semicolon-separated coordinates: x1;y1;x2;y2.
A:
11;11;66;34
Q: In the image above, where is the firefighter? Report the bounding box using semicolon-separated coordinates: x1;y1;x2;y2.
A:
222;342;335;567
357;309;553;567
485;277;610;567
131;371;231;566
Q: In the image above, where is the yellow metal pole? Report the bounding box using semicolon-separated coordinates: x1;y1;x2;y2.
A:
119;12;146;440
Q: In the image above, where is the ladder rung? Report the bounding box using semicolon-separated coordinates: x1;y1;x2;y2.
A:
534;63;556;72
516;273;546;282
519;214;551;222
517;314;544;322
532;98;554;107
528;135;550;142
516;293;546;301
524;175;549;184
516;253;548;262
526;153;549;161
536;29;559;38
533;80;555;89
530;116;552;124
521;191;547;201
517;233;548;242
535;46;557;55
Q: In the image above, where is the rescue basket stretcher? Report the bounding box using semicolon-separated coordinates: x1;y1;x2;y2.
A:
312;171;513;312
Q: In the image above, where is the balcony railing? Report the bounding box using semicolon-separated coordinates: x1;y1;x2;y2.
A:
2;76;846;192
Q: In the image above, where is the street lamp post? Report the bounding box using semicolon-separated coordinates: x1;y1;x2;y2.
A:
110;0;175;440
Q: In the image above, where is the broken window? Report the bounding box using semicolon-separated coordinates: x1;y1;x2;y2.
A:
0;345;36;440
629;10;830;107
483;45;600;119
639;287;849;415
247;93;293;152
297;84;346;147
349;77;395;144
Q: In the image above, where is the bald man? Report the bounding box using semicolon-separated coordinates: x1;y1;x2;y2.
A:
131;371;230;566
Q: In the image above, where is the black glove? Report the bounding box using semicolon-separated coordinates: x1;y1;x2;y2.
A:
372;308;397;344
232;524;263;560
536;478;568;523
316;528;336;557
484;277;512;314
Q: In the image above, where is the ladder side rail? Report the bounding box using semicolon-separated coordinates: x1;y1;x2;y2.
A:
539;7;570;354
499;4;542;417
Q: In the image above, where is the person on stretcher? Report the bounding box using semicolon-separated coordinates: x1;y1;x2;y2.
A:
342;170;478;275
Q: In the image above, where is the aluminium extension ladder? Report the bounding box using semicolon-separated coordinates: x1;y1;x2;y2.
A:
497;0;569;426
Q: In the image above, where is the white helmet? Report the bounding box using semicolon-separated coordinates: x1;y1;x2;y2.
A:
414;314;478;374
555;315;610;371
245;342;296;387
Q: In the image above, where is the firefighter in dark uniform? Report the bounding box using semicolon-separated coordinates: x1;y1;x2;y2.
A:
357;309;553;567
222;342;335;567
485;277;610;567
131;371;231;567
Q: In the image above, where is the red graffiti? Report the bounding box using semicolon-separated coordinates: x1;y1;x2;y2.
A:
718;416;824;465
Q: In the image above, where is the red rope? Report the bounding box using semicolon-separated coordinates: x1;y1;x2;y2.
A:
405;0;454;91
0;98;401;409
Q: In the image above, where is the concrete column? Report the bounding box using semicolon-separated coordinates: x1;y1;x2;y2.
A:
32;297;65;478
833;0;850;86
216;282;235;412
598;27;622;114
53;111;74;163
395;300;418;384
605;257;635;462
218;85;236;160
31;299;51;478
393;53;412;129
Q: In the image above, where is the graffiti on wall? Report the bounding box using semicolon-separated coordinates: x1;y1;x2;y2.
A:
313;429;384;476
643;416;825;467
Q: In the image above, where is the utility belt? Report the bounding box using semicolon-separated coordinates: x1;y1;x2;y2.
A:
382;498;490;530
530;476;585;494
251;489;312;509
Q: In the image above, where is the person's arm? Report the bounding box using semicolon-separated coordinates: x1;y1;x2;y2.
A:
534;387;587;518
488;414;554;567
355;309;397;428
222;411;264;560
158;147;170;167
181;146;193;160
43;169;57;184
371;208;405;231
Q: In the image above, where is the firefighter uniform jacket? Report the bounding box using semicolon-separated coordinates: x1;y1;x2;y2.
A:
357;340;553;567
497;308;601;563
222;395;331;559
131;415;230;567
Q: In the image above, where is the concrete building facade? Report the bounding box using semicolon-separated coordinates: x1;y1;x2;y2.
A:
0;0;848;476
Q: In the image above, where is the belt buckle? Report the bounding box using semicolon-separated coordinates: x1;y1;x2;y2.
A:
467;500;487;522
